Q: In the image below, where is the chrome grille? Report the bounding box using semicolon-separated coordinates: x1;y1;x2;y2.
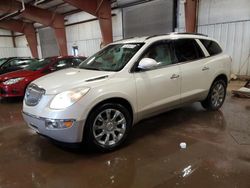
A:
25;84;45;106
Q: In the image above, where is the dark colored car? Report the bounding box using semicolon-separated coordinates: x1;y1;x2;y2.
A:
0;57;38;75
0;58;8;66
0;56;86;98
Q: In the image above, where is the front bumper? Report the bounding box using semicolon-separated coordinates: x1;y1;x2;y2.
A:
22;112;85;143
0;84;25;97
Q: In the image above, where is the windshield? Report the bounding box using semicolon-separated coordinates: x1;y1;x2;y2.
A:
78;43;144;71
0;58;7;66
25;58;51;71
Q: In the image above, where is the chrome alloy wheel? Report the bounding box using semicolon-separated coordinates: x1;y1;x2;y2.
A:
93;109;127;146
211;82;225;108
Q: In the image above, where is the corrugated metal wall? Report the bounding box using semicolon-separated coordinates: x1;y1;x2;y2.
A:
65;9;123;57
0;47;16;57
122;0;174;38
198;21;250;76
38;28;59;58
15;35;32;57
0;29;38;58
177;0;250;76
0;29;16;58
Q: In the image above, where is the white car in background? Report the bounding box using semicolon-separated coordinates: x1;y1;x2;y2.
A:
23;33;231;151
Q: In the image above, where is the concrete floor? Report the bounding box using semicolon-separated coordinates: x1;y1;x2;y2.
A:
0;81;250;188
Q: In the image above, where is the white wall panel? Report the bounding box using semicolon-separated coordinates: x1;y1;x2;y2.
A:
177;0;250;75
0;29;13;48
15;34;31;57
0;29;15;57
15;35;28;47
198;0;250;25
15;35;41;58
0;29;42;58
0;48;16;58
197;21;250;75
65;9;123;57
198;21;250;75
16;47;32;57
66;12;95;24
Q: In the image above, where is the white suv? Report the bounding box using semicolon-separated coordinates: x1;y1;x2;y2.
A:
23;33;231;151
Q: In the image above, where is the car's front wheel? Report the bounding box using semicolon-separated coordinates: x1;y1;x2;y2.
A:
84;103;132;152
201;79;227;111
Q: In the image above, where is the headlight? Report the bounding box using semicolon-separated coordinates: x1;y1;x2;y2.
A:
3;77;24;85
50;87;90;109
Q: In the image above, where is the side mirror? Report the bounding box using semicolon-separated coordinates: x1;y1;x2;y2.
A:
49;66;56;72
138;58;158;70
43;66;55;74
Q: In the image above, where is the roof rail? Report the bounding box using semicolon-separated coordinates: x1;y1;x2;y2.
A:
145;33;171;40
176;32;208;37
145;32;208;40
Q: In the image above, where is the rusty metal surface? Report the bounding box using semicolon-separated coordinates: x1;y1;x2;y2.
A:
184;0;197;33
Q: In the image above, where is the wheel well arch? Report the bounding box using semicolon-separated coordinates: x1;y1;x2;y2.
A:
86;97;134;123
213;74;228;86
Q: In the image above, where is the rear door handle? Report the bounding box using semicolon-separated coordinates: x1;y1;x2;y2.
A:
202;66;209;71
170;74;180;79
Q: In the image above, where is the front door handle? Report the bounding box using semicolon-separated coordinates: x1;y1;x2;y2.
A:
170;74;180;79
202;66;209;71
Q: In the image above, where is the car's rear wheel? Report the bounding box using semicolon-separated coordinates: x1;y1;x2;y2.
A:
84;103;132;152
201;79;227;111
201;80;227;110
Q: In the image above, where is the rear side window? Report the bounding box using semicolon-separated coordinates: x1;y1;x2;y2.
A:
173;39;205;62
200;39;222;56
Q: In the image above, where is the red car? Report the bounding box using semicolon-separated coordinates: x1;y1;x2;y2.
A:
0;56;86;98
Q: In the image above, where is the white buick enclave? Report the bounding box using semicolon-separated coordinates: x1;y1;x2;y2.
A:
23;33;231;151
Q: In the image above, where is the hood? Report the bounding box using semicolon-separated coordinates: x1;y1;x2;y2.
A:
33;68;115;94
0;70;35;82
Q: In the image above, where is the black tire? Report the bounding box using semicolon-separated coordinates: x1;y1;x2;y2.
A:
84;103;132;152
201;79;227;111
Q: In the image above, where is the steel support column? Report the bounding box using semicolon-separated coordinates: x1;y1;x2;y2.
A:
64;0;113;45
0;0;68;56
0;20;38;58
184;0;197;33
97;0;113;45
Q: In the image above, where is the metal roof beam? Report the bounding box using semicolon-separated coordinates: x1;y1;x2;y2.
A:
64;0;113;45
0;0;68;55
0;20;38;58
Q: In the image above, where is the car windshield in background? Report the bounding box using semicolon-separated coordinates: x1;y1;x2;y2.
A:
79;43;144;71
15;59;37;66
25;58;51;71
0;58;7;66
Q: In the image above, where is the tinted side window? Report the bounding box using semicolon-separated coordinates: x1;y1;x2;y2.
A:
200;39;222;56
1;62;11;68
138;42;178;70
173;39;205;62
9;59;20;66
